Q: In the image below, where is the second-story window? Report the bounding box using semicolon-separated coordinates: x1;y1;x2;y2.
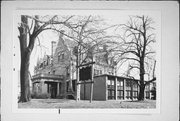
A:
44;61;46;66
58;54;60;62
94;69;102;76
99;70;102;75
61;53;64;60
58;53;65;62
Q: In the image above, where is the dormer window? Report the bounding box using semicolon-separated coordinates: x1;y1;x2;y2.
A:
43;61;46;66
61;53;64;60
58;53;65;62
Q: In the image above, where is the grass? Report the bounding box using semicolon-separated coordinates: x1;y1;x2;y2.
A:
18;99;156;109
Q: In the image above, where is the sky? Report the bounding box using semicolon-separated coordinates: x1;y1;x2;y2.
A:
13;10;161;80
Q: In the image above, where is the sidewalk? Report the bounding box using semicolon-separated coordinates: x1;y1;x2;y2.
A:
18;99;156;109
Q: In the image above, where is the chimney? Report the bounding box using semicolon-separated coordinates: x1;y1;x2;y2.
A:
51;41;56;58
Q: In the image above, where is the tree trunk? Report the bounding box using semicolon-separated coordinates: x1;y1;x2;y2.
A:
138;58;145;101
18;15;31;102
138;83;145;100
19;50;31;102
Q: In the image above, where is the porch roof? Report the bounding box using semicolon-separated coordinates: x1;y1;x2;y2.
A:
32;73;64;81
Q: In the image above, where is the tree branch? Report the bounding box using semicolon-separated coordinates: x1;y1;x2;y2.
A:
145;77;156;85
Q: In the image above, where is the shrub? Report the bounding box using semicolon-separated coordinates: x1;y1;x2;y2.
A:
31;93;51;99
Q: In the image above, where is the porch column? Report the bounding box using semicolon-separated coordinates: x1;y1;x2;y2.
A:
149;84;152;99
41;80;47;94
115;77;117;100
32;83;35;94
57;82;59;96
63;81;67;98
105;75;108;100
130;80;133;100
123;79;126;100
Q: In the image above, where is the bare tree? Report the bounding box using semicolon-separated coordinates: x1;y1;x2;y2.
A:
18;15;115;102
59;15;117;100
18;15;75;102
114;15;156;100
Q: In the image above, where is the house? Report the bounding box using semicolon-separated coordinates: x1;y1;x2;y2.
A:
32;31;155;100
32;31;76;99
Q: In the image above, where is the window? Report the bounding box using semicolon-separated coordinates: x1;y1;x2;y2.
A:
145;84;150;91
107;79;115;99
97;70;99;75
61;53;64;60
40;63;43;68
58;53;65;62
67;67;70;76
145;91;150;99
117;90;124;99
117;80;123;90
132;81;138;91
126;80;131;87
43;61;46;66
133;91;138;98
46;59;49;65
47;83;50;93
126;80;131;90
66;81;69;92
108;90;115;99
94;69;96;76
58;54;60;62
117;79;124;99
94;69;102;76
126;90;131;99
107;80;111;85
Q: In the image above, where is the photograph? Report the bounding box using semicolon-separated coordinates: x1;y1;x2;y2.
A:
1;1;179;121
13;10;160;110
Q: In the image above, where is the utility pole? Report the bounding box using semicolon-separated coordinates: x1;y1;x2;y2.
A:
68;50;73;92
90;56;94;103
76;45;80;101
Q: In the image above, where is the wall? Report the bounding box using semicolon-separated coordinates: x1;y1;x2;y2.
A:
80;76;107;100
93;76;107;100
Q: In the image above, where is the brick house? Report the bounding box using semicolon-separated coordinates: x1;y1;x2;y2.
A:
32;31;77;98
32;31;155;100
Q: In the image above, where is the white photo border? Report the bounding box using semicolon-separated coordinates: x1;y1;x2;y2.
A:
1;1;179;121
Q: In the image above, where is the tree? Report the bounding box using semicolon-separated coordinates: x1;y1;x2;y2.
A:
57;15;117;100
115;15;156;100
18;15;114;102
18;15;75;102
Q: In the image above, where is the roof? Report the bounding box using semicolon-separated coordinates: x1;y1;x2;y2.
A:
64;38;77;50
94;74;156;83
94;74;140;81
32;73;64;81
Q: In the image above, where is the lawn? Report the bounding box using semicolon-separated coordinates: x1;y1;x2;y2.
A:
18;99;156;109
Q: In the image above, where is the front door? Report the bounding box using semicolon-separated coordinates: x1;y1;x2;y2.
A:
50;83;57;98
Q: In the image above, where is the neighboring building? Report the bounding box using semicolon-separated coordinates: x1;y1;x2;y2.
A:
80;74;152;100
